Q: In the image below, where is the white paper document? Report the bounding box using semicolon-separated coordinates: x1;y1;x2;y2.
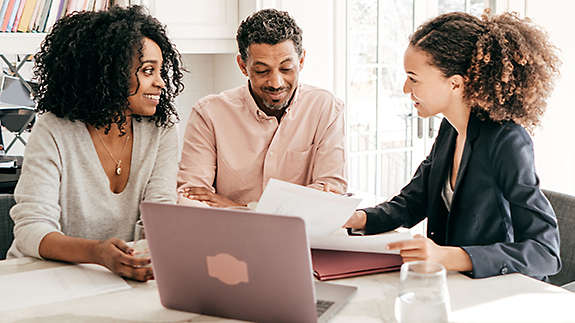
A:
257;179;362;237
311;229;412;254
256;179;411;254
0;264;131;312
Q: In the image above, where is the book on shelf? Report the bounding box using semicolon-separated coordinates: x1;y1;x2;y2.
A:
17;0;37;32
36;0;50;31
10;0;26;32
0;0;109;33
5;0;20;31
0;0;9;30
42;0;59;32
29;0;44;31
53;0;68;27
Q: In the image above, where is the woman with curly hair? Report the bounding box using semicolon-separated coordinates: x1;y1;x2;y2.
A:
345;11;561;280
7;6;184;282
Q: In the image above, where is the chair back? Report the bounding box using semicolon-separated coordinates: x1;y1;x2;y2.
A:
0;194;16;260
543;189;575;286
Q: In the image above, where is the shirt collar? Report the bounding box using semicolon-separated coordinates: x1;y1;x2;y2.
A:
242;81;301;121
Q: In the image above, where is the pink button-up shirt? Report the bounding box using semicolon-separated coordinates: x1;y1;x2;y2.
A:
177;83;347;205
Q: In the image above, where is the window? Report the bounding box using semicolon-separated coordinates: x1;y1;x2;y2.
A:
346;0;490;205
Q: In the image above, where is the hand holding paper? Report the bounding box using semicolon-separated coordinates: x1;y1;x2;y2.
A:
256;179;361;237
256;179;411;254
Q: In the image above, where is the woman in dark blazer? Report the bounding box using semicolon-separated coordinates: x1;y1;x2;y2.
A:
345;11;561;280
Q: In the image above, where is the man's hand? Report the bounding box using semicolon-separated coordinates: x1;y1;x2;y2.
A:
309;183;345;194
181;187;243;208
91;238;153;282
387;234;472;271
343;210;367;229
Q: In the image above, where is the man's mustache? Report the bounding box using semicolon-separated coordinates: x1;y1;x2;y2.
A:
262;86;289;93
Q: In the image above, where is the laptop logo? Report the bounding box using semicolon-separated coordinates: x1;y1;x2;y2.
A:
206;253;249;285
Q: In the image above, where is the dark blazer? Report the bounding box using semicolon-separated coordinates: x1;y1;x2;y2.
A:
363;113;561;280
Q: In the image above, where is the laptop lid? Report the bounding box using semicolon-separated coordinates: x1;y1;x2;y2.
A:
141;202;321;323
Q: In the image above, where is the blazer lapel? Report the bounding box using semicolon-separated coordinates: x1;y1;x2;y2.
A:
451;113;480;204
428;120;457;216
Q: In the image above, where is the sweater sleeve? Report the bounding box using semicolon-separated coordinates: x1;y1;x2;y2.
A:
9;116;63;258
143;125;178;204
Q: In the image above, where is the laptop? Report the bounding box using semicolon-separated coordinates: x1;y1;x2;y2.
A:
140;202;357;323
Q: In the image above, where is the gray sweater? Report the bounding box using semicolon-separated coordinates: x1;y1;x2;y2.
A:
7;113;177;259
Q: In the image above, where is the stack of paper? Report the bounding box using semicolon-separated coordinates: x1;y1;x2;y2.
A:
256;179;412;254
0;264;131;312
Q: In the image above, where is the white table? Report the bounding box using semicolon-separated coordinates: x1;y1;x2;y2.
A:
1;257;574;322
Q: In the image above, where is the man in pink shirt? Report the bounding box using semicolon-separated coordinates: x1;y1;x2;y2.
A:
177;9;347;207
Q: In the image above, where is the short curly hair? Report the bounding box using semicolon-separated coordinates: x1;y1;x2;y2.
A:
33;6;184;132
236;8;303;61
410;11;560;130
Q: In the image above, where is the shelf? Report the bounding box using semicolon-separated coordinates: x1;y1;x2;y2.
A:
0;33;236;55
0;33;46;55
171;38;237;54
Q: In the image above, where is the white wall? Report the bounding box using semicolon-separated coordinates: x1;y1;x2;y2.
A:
174;53;245;151
277;1;336;93
527;1;575;195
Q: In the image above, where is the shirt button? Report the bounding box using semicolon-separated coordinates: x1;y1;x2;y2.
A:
430;231;435;236
500;266;509;275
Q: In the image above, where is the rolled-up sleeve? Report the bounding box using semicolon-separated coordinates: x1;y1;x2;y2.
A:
307;98;347;194
177;103;217;198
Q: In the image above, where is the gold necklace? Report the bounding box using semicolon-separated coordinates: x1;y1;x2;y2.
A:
95;131;130;176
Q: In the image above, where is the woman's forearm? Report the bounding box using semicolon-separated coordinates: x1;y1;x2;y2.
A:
38;232;101;264
442;246;473;272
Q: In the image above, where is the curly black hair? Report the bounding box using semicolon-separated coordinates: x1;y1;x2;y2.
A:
236;8;303;61
33;5;184;132
410;11;560;130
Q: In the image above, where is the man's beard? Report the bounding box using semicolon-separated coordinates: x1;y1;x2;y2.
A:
263;99;290;111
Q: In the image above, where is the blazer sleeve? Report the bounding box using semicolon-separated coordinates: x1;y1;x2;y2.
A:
461;125;561;279
361;123;447;234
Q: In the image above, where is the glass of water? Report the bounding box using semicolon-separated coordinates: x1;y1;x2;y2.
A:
395;261;450;323
132;219;150;266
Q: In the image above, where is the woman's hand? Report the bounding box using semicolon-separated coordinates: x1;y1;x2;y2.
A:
387;234;472;271
343;210;367;229
91;238;154;282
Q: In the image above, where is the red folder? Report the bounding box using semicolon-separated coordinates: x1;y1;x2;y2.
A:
311;249;403;281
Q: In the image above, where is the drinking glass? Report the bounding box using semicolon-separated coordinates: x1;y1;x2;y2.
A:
132;219;150;266
394;261;450;323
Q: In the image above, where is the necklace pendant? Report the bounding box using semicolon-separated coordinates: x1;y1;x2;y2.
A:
114;160;122;176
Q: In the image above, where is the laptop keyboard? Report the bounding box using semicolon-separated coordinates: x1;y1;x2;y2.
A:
316;299;335;317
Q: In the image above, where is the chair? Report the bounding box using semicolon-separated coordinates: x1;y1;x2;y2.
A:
0;193;16;260
543;189;575;290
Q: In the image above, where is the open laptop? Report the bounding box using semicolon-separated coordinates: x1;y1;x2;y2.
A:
140;202;357;323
